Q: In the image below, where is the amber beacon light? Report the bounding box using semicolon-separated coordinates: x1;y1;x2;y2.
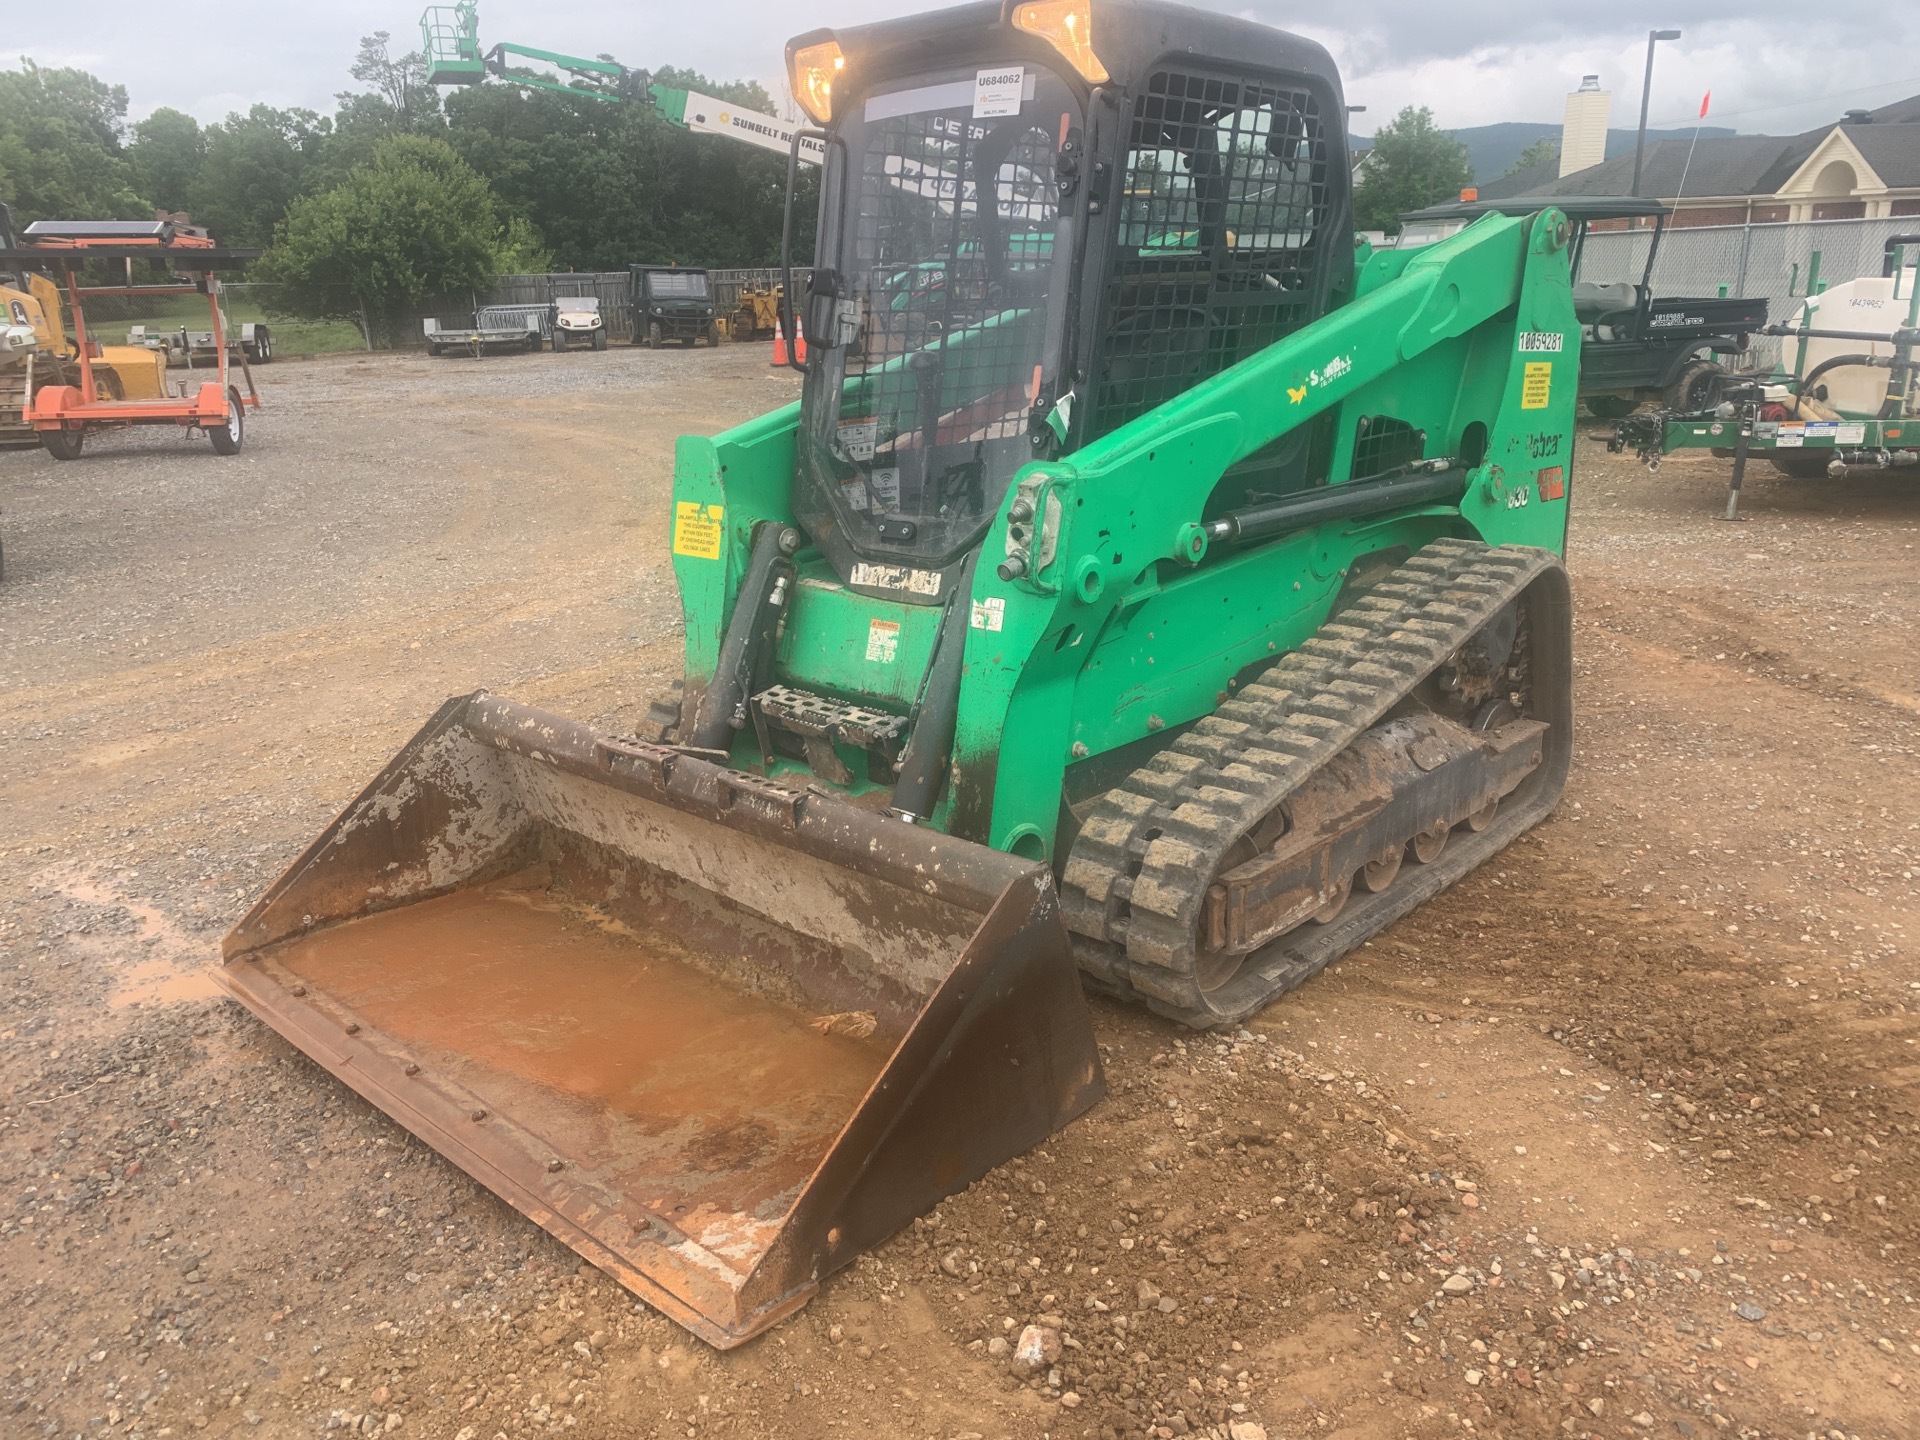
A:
789;38;846;124
1010;0;1110;83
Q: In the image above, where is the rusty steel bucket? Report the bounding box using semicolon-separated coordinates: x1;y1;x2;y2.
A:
219;692;1103;1348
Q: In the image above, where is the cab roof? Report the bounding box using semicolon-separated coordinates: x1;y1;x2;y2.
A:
797;0;1346;117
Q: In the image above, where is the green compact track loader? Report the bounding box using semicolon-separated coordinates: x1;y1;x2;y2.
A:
220;0;1579;1349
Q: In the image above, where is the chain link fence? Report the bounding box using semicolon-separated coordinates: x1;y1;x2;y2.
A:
1577;216;1919;371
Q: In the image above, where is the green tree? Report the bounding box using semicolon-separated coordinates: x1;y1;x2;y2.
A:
0;61;145;222
648;66;778;115
1;41;810;279
190;105;329;247
256;134;536;344
494;215;553;273
128;107;206;214
344;32;434;132
317;35;446;190
1352;106;1473;235
1506;136;1560;178
444;75;804;271
325;91;428;183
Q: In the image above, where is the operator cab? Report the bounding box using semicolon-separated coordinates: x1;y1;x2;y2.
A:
778;0;1353;603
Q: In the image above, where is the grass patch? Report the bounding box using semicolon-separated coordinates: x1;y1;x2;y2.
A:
76;295;368;356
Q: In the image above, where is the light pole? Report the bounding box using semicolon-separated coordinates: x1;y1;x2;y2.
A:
1631;28;1682;197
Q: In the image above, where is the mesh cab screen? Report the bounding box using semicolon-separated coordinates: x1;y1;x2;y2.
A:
1090;70;1333;438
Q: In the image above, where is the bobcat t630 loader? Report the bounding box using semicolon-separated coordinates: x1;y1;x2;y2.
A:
220;0;1578;1348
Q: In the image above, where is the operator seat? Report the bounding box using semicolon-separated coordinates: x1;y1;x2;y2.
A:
1572;280;1643;342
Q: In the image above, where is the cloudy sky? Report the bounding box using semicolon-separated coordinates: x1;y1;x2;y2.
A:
11;1;1920;138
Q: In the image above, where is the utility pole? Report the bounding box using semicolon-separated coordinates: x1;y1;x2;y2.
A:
1631;29;1682;197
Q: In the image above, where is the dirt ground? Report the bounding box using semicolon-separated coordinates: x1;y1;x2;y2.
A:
2;346;1917;1440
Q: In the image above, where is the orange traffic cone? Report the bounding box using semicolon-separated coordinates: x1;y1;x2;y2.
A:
771;329;807;366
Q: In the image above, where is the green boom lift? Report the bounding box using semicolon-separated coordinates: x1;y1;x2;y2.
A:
223;0;1580;1350
419;1;822;162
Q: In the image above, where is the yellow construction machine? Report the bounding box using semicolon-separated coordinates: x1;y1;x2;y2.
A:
2;202;77;444
1;202;168;446
732;282;784;341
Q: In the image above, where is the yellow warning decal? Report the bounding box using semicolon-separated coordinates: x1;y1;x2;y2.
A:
1520;361;1552;410
672;501;724;559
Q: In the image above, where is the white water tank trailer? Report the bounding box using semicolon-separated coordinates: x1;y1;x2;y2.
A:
1782;256;1920;416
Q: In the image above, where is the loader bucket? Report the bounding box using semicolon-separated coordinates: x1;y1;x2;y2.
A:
219;693;1103;1348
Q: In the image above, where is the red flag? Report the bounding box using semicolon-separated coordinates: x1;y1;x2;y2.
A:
1699;90;1711;119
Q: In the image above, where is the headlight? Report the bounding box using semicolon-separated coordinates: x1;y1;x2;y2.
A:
1012;0;1109;83
788;37;844;124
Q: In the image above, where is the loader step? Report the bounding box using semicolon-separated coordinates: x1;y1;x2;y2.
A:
752;683;908;785
755;684;907;746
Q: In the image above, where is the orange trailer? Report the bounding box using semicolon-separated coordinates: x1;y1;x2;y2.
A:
0;220;261;460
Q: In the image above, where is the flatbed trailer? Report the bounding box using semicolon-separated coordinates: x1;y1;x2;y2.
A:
0;220;261;460
424;313;543;356
1612;369;1918;519
1644;412;1915;472
126;322;274;365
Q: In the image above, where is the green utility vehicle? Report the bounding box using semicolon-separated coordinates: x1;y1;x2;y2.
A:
631;264;720;347
1404;194;1769;416
223;0;1580;1351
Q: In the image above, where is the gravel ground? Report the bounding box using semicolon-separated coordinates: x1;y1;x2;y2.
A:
1;347;1917;1440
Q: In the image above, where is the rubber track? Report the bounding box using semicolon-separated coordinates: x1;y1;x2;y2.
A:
1060;537;1569;1027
